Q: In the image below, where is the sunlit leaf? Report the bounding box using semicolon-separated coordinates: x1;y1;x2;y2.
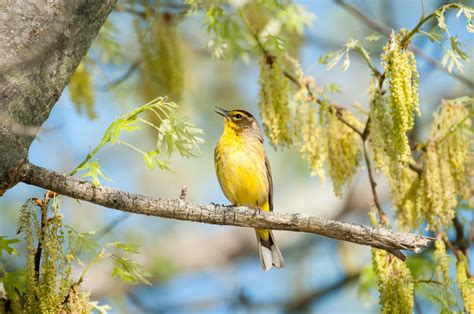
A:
78;161;111;187
0;236;20;256
0;270;26;296
111;255;151;285
90;301;112;314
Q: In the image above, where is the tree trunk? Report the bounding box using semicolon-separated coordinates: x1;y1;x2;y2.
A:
0;0;117;195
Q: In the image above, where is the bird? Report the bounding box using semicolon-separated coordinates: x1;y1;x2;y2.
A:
214;107;284;271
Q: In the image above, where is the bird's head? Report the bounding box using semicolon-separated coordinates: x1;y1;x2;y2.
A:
214;107;262;139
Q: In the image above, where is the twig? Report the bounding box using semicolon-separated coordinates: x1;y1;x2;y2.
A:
33;191;56;281
334;0;474;88
399;3;459;48
104;59;141;90
19;162;435;260
285;273;360;311
362;136;387;225
238;9;366;138
94;213;130;240
415;279;443;286
452;215;468;256
440;232;471;277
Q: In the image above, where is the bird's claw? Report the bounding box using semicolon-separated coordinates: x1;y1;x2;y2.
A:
211;202;235;208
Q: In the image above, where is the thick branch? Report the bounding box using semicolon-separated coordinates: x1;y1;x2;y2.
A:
18;162;433;259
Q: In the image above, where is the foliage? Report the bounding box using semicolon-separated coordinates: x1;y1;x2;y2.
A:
0;194;152;313
71;97;203;186
1;95;202;311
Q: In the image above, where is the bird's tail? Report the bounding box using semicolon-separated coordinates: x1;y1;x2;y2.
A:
256;229;284;271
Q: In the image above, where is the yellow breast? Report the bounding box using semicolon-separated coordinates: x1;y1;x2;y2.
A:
215;129;269;208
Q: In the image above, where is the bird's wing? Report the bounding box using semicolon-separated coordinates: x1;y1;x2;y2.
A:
264;153;273;212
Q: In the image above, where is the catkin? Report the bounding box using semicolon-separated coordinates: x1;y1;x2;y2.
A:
456;254;474;313
295;101;327;181
381;31;420;164
258;57;292;148
327;110;362;197
138;14;184;102
69;60;96;119
372;248;414;314
418;100;472;229
434;236;450;284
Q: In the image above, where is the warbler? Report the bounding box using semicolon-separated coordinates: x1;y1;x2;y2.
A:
214;108;284;271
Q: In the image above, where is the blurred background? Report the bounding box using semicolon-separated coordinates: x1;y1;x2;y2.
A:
1;0;472;312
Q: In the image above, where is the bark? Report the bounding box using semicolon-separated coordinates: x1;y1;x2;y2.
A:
19;162;434;259
0;0;117;195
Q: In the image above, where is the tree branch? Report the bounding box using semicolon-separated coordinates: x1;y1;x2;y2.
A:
334;0;474;89
18;162;434;260
285;273;360;311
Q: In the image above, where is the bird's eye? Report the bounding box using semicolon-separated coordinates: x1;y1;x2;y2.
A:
234;113;243;119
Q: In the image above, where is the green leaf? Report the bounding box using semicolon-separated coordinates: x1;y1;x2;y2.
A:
318;52;332;65
89;301;112;314
358;264;377;301
263;35;286;55
66;226;100;257
143;150;160;170
107;118;141;144
450;36;470;61
108;242;140;254
324;83;341;94
205;5;225;34
425;284;460;313
78;161;112;187
420;26;445;43
0;270;26;297
436;9;448;32
0;236;20;256
342;53;350;71
325;50;344;70
442;49;464;73
277;4;316;34
111;255;151;285
406;254;433;279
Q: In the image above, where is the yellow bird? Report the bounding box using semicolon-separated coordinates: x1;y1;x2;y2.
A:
214;108;284;271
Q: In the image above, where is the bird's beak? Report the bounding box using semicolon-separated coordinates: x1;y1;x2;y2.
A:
214;107;230;118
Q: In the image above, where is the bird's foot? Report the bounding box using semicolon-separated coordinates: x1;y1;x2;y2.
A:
210;202;236;208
